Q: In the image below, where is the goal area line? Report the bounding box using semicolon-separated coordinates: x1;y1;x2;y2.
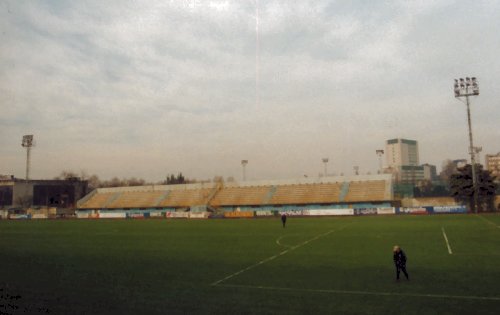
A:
215;283;500;301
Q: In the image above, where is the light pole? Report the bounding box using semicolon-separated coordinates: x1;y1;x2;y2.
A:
322;158;329;177
241;160;248;181
376;150;384;174
21;135;34;180
353;166;359;176
454;77;480;213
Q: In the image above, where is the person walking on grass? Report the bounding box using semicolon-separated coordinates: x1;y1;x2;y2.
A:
393;245;409;281
281;213;287;228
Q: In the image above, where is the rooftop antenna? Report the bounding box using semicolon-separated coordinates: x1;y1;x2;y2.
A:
241;160;248;181
322;158;329;177
21;135;34;180
376;150;384;174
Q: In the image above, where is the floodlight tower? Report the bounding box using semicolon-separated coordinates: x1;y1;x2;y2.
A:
241;160;248;181
376;150;384;174
21;135;34;180
353;166;359;176
454;77;480;213
322;158;329;177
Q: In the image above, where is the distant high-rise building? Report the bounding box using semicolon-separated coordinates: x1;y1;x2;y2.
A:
485;153;500;179
386;138;419;167
421;163;437;181
385;139;422;183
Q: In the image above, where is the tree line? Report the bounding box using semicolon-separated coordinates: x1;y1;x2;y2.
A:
54;171;234;191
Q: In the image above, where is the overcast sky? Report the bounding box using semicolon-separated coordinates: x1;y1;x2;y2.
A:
1;0;499;182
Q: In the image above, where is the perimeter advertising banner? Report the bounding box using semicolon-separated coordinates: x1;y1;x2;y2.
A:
99;212;127;219
31;213;48;219
76;211;92;218
355;208;378;215
398;207;428;215
149;211;165;218
278;210;304;216
166;212;189;218
9;214;30;219
255;210;274;217
306;209;354;216
432;206;467;214
377;208;396;215
127;213;144;219
224;211;254;218
189;212;209;219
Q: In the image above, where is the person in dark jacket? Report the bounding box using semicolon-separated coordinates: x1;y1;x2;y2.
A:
281;213;287;228
393;245;409;280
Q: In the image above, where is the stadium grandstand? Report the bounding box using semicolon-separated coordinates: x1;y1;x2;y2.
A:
77;175;393;216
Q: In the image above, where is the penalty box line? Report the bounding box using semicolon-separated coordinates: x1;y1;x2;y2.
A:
477;215;500;229
211;225;349;286
217;283;500;302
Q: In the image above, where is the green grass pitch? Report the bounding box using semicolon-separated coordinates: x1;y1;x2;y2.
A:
1;214;499;314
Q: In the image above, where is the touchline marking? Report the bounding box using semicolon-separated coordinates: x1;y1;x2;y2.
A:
441;227;453;255
216;283;500;301
477;215;500;228
212;228;340;286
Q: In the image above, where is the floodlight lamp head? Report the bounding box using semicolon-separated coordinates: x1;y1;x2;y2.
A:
241;160;248;166
322;158;329;163
22;135;34;147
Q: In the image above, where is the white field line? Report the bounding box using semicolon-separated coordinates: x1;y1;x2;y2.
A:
212;228;341;286
216;283;500;301
275;235;291;248
477;215;500;228
441;227;453;255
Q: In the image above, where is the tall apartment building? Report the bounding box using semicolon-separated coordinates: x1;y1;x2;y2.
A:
485;152;500;179
385;139;423;183
386;138;419;167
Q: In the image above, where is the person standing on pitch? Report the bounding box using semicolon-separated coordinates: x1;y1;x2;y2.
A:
393;245;409;281
281;213;287;228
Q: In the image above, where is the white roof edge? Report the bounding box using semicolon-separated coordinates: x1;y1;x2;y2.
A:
95;174;392;193
225;174;392;188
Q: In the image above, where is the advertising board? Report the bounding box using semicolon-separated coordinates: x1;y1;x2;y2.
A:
278;210;304;216
255;210;274;217
377;208;395;215
99;212;126;219
398;207;428;215
166;212;189;218
433;206;467;214
305;209;354;216
355;208;378;215
9;214;30;219
189;212;208;219
224;211;254;218
31;213;48;219
149;211;165;218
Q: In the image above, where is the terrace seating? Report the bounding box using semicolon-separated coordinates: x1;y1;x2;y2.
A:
158;188;213;208
344;180;386;202
77;178;390;210
210;186;272;206
78;192;116;209
269;183;342;205
106;191;166;209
